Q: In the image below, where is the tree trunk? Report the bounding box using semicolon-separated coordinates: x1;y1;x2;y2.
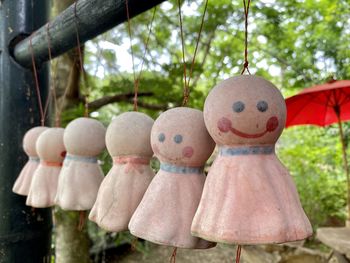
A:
52;1;91;263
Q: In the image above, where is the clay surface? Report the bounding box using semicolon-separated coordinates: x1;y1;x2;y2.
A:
55;117;106;211
89;112;155;232
12;126;48;196
26;128;65;208
129;107;216;249
191;75;312;244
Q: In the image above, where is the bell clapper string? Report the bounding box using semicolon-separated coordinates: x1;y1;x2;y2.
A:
240;0;251;75
178;0;209;106
125;2;157;112
78;210;87;231
29;34;45;126
235;245;242;263
170;247;177;263
74;0;90;117
130;237;138;251
46;22;61;127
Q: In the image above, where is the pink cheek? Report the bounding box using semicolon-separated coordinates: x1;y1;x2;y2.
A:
266;116;279;132
217;117;232;133
61;151;67;158
182;146;194;158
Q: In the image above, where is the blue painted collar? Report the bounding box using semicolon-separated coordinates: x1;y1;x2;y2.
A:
64;154;98;164
29;156;40;162
219;145;275;156
160;163;204;174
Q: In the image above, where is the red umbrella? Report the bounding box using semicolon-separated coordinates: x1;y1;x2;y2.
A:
285;79;350;222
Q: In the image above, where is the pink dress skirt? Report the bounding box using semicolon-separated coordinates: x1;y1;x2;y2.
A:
129;163;215;249
191;146;312;244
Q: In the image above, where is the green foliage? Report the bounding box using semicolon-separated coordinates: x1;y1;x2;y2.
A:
278;125;347;228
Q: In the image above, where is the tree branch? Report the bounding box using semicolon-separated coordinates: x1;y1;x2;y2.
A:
128;100;170;111
88;91;153;110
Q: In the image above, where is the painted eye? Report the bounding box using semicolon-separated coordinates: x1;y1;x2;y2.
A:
232;101;245;113
158;133;165;142
173;134;183;144
257;101;268;112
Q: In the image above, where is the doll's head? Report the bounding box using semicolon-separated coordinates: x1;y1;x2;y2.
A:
36;128;66;163
151;107;215;167
23;126;48;157
64;117;106;157
204;75;286;146
106;112;154;158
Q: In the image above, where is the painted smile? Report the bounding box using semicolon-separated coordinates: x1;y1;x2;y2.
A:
218;116;279;139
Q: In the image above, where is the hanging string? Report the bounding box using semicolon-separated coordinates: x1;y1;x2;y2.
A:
74;0;90;117
125;1;157;111
177;0;188;106
241;0;251;75
130;237;138;251
46;22;60;127
187;0;208;88
78;211;87;231
125;0;138;111
235;245;242;263
178;0;209;106
136;7;157;81
29;35;45;126
169;247;177;263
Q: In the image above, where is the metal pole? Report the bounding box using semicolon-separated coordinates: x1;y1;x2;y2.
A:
13;0;166;68
0;1;52;262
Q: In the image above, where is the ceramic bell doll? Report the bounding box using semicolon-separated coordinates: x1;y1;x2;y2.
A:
129;107;216;249
191;75;312;244
89;112;155;232
55;117;106;211
13;126;48;196
26;128;65;208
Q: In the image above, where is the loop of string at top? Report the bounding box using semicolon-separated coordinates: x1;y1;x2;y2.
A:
125;0;157;111
178;0;209;106
241;0;251;75
29;35;45;126
74;0;90;117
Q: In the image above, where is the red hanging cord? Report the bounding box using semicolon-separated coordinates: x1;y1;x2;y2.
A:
46;22;61;127
178;0;209;106
29;34;45;126
241;0;251;75
235;245;242;263
74;0;90;117
187;0;209;88
125;1;157;111
125;0;138;111
170;247;177;263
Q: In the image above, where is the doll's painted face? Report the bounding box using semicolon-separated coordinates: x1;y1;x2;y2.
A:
151;107;215;167
204;75;286;145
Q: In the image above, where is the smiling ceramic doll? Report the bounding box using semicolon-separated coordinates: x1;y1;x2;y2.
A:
13;126;48;196
55;117;106;211
191;75;312;244
129;107;216;249
26;128;66;208
89;112;155;232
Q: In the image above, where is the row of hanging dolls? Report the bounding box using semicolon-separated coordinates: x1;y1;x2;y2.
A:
13;75;312;249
